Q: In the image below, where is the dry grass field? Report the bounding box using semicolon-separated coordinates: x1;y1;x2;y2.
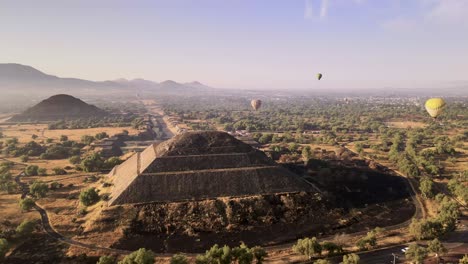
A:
385;121;427;129
0;124;139;143
0;193;38;225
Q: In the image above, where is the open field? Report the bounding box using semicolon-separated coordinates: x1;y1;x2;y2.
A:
385;121;427;129
0;124;139;143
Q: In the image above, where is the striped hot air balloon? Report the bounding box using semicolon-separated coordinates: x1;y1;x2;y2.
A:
425;98;446;118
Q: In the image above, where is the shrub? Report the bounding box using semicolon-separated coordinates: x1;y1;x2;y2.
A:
78;208;87;216
20;155;29;162
292;237;322;260
81;153;104;172
405;243;427;264
19;197;35;211
30;181;49;198
0;238;8;261
81;135;95;145
104;157;122;169
118;248;155;264
95;132;109;140
38;168;47;176
69;155;81;165
52;167;67;175
170;254;188;264
97;255;115;264
25;165;39;176
50;181;62;190
342;253;360;264
79;187;100;206
16;220;35;238
314;260;331;264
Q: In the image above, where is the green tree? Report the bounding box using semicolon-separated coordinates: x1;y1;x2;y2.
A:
314;259;331;264
31;134;38;140
30;181;49;198
25;165;39;176
19;197;35;211
302;146;313;165
60;135;69;142
52;167;67;175
170;254;188;264
20;155;29;162
251;246;267;264
356;228;379;250
118;248;155;264
97;255;115;264
321;242;343;255
437;199;460;232
355;142;364;155
0;238;8;261
69;155;81;165
419;177;435;199
16;220;35;238
342;253;360;264
232;243;254;264
409;218;443;240
104;157;122;169
95;132;109;140
81;135;95;145
427;238;447;261
38;168;47;176
81;153;104;172
292;237;322;260
195;244;232;264
80;187;100;206
50;181;61;190
405;244;427;264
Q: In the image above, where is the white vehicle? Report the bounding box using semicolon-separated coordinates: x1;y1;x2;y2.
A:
401;247;409;253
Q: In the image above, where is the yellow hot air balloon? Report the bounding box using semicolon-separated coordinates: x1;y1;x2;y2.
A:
317;73;323;80
251;99;262;111
425;98;446;118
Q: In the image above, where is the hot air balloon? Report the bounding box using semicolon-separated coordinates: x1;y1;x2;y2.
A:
317;73;323;80
425;98;446;118
251;99;262;111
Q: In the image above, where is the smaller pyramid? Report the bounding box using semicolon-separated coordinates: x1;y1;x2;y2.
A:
108;131;313;205
10;94;108;121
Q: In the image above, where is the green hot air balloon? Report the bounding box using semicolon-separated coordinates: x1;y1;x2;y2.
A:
317;73;323;80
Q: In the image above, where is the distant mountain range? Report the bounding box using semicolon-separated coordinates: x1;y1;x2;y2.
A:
0;63;213;97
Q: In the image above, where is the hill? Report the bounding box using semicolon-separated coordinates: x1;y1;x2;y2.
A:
9;94;108;121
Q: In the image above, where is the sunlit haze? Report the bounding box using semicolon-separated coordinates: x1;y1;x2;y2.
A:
1;0;468;90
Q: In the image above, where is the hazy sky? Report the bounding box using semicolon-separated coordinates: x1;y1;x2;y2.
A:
1;0;467;90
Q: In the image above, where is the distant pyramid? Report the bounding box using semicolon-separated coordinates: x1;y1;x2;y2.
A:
108;131;314;205
10;94;108;121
